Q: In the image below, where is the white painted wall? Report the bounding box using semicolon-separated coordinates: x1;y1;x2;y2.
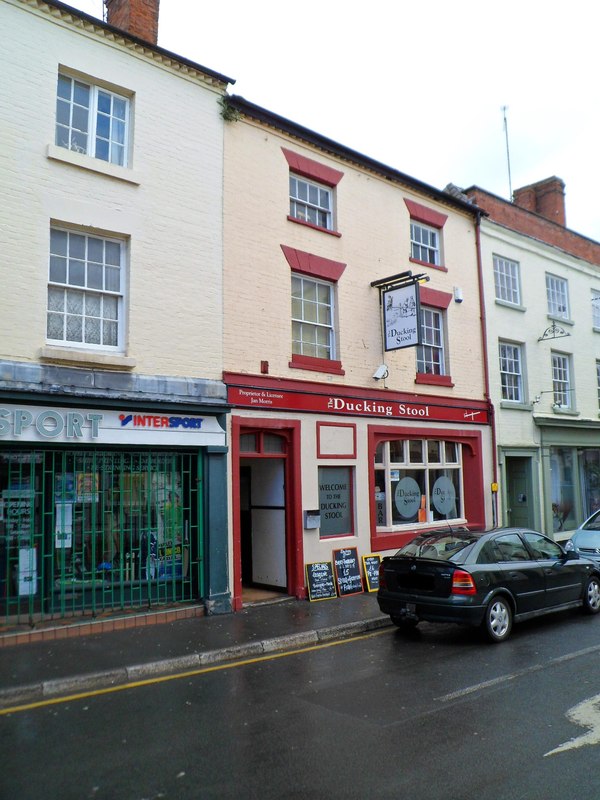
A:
0;0;226;378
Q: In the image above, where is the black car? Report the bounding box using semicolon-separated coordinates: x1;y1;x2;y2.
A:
377;527;600;642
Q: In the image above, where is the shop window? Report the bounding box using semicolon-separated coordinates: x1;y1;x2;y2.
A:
318;466;354;538
0;449;199;623
581;448;600;518
373;438;463;529
550;447;576;533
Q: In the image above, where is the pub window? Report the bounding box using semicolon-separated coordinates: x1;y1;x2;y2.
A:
318;465;354;538
373;438;463;528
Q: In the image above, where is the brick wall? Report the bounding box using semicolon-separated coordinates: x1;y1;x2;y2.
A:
105;0;160;44
467;186;600;265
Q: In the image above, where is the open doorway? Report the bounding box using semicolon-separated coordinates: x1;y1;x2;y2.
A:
231;418;303;610
240;459;287;604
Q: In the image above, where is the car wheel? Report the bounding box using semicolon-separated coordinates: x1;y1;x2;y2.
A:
482;596;512;643
582;575;600;614
391;616;419;630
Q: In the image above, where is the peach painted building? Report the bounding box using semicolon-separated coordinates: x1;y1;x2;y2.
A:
222;97;496;609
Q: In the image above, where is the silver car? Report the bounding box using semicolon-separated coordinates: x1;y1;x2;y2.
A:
564;509;600;564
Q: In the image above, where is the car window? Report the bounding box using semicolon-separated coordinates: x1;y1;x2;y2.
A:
522;531;562;559
494;533;530;562
398;533;479;561
583;511;600;531
476;540;504;564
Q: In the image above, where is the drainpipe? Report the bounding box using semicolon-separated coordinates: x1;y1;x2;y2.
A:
475;212;498;527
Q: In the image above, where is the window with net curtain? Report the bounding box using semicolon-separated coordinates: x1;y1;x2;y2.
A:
47;227;123;349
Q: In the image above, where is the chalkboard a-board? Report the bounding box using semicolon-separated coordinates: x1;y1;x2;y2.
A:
306;561;337;601
333;547;363;597
362;554;381;592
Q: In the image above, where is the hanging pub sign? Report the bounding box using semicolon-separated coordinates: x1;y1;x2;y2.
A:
382;282;421;352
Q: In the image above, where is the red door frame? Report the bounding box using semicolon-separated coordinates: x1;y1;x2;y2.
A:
231;416;304;610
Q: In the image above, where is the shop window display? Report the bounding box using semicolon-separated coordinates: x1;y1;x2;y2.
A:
374;439;463;529
0;449;199;622
549;447;576;533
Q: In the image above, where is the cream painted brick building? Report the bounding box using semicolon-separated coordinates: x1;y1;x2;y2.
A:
1;0;226;378
222;97;496;609
0;0;233;622
467;180;600;539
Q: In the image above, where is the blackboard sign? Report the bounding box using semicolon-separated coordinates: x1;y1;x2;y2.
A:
333;547;364;597
306;561;337;601
362;554;381;592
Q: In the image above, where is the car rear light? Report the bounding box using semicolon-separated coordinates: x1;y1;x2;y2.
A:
378;563;387;590
451;569;476;595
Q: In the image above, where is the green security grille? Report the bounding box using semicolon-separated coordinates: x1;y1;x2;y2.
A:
0;449;203;625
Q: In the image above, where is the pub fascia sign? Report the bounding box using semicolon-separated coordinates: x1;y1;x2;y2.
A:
0;404;225;445
229;387;488;425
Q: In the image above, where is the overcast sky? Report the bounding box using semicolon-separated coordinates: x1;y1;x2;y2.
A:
65;0;599;241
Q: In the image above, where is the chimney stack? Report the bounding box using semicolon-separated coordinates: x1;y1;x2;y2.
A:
104;0;160;45
513;177;566;227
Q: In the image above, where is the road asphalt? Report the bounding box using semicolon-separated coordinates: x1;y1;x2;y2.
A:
0;593;391;708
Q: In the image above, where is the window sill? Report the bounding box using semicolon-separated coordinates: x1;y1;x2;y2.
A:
287;216;341;237
39;346;136;370
47;144;140;185
415;373;454;387
289;354;345;375
546;313;574;327
500;401;531;411
409;256;447;272
552;406;579;417
495;299;526;312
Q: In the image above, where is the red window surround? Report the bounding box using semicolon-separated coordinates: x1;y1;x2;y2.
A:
404;198;448;229
417;286;454;387
405;198;448;271
419;286;452;309
368;425;485;554
282;148;344;187
282;244;346;375
281;244;346;281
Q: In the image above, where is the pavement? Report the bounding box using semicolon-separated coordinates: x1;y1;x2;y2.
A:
0;593;391;709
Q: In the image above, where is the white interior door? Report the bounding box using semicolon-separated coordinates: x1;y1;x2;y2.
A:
250;459;286;587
